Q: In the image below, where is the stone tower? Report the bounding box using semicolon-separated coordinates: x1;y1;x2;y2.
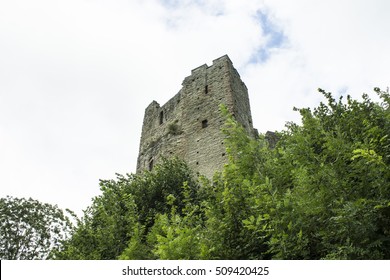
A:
136;55;256;178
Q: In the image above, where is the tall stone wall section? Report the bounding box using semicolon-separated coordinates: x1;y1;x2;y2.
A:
136;55;256;178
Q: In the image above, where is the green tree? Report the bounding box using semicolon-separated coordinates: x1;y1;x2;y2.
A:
0;196;74;260
192;107;273;259
57;158;200;259
201;89;390;259
54;188;138;259
145;185;204;260
265;88;390;259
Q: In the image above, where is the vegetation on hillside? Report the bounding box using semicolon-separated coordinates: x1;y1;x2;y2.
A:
2;87;390;259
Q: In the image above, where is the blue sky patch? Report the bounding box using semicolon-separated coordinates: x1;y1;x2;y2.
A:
250;10;287;64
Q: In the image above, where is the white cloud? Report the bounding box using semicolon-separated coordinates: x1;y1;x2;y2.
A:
0;0;265;214
243;0;390;133
262;0;390;93
1;0;389;215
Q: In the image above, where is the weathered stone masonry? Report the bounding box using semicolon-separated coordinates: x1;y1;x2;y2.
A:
136;55;256;178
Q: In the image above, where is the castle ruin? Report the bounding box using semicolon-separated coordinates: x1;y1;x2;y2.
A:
136;55;256;178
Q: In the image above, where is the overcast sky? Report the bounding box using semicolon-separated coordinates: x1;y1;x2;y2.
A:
1;0;390;216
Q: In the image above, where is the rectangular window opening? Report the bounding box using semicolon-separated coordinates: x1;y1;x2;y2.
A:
202;119;208;128
205;85;209;94
159;111;164;125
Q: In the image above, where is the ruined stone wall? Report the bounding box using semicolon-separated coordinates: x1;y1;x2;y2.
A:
136;55;256;178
